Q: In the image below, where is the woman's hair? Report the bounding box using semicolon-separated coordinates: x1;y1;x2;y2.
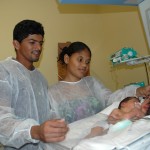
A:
118;97;139;109
58;41;91;65
13;19;45;43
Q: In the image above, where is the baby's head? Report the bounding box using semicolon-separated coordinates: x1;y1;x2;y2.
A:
118;97;140;112
118;97;150;115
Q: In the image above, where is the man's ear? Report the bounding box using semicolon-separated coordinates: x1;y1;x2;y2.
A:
64;54;69;64
13;40;20;51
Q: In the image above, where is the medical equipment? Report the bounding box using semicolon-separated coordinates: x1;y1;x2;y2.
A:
110;47;150;85
124;81;145;87
110;47;137;65
110;47;150;66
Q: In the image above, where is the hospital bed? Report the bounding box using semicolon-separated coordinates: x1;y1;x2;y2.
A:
45;102;150;150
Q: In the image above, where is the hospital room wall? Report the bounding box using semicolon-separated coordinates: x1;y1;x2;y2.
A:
0;0;149;91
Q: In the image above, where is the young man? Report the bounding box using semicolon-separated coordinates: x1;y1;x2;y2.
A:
0;20;68;150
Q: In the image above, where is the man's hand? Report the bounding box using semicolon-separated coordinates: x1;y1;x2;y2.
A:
31;119;69;143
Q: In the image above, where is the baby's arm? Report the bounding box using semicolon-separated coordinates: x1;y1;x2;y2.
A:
86;109;128;138
108;107;144;123
84;119;109;139
84;126;104;139
108;109;124;124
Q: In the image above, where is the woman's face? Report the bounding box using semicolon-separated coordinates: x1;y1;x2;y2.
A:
64;49;91;82
141;99;150;115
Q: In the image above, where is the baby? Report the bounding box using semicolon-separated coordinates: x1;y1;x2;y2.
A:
85;97;150;138
108;97;150;121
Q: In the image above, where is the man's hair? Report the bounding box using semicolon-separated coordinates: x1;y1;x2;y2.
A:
13;19;45;43
118;97;139;109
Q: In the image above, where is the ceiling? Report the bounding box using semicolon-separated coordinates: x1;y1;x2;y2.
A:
58;0;144;6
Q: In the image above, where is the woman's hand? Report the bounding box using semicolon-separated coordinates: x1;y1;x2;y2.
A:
136;85;150;98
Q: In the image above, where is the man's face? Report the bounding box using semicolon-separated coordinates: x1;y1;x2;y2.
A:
13;34;44;68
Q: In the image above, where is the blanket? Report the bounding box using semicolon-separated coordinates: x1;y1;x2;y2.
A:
45;101;150;150
53;114;150;150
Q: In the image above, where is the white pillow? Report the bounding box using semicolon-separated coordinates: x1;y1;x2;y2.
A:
101;101;120;115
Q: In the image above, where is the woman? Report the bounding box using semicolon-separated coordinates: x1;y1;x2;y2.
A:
48;41;150;123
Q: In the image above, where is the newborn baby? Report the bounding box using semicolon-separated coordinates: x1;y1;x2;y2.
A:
85;97;150;138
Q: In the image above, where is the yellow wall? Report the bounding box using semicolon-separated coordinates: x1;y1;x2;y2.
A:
0;0;149;91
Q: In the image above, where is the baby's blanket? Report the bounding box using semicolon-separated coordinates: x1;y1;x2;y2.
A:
73;116;150;150
55;114;150;150
45;100;150;150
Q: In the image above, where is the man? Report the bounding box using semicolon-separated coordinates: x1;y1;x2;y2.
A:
0;19;68;150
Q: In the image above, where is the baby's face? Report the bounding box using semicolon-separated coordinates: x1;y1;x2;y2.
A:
141;99;150;114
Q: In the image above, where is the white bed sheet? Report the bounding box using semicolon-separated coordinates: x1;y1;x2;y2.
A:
45;102;150;150
73;116;150;150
